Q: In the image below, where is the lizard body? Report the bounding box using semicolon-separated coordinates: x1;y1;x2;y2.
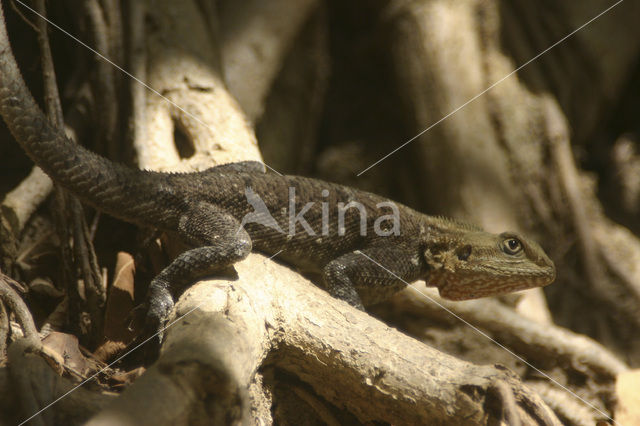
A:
0;4;554;339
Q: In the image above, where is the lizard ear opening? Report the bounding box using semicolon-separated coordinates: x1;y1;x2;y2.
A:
455;245;472;261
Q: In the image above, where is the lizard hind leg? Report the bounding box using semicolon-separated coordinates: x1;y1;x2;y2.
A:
142;202;252;346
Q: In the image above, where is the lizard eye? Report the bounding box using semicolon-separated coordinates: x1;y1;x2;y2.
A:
502;238;523;255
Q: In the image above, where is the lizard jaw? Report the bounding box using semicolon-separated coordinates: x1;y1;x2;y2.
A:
434;279;468;300
425;272;452;297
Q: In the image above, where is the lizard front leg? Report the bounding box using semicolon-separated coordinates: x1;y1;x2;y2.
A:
322;245;425;309
142;202;251;345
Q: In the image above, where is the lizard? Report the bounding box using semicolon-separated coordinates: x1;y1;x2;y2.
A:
0;3;555;344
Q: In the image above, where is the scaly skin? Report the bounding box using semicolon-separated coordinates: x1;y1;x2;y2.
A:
0;2;555;342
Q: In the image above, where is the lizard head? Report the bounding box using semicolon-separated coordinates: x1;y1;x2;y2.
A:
423;231;556;300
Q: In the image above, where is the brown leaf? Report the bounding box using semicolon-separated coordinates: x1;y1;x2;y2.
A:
94;252;136;362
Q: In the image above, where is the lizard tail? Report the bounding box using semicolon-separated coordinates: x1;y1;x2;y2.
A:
0;2;180;229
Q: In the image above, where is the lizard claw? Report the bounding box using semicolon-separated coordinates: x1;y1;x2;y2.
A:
125;302;148;333
121;306;169;365
120;283;174;364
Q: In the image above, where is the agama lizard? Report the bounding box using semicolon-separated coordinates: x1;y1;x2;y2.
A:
0;4;555;342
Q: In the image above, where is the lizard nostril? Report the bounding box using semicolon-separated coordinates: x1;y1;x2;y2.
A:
456;245;472;261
